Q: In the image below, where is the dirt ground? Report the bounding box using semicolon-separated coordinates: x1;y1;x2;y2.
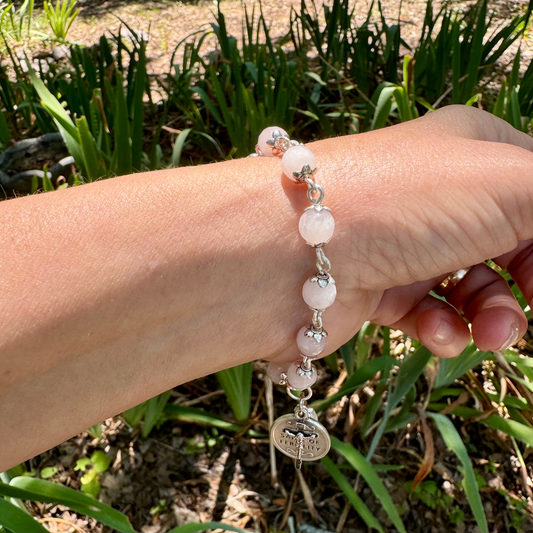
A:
64;0;533;77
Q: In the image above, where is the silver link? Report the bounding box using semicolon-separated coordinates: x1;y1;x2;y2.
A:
316;246;331;273
287;386;313;402
312;310;323;330
307;183;325;205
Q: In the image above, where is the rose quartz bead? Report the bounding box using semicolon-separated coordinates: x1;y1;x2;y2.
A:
258;126;288;156
299;207;335;245
267;361;290;385
296;326;328;358
302;275;337;310
287;360;317;391
282;145;317;182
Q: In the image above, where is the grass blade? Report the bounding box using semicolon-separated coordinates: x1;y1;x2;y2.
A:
163;405;243;432
76;116;104;181
312;356;395;412
367;346;432;459
216;363;252;421
371;84;396;130
27;67;86;176
428;413;488;533
171;128;192;167
4;478;135;533
0;498;48;533
167;522;249;533
435;341;489;388
0;109;10;148
332;437;406;532
142;390;171;438
131;42;146;171
321;456;384;532
338;335;356;375
113;72;132;176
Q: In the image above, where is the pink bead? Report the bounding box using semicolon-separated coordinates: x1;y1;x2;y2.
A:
281;145;317;182
287;360;317;391
267;361;290;385
258;126;288;157
299;207;335;245
302;275;337;310
296;326;328;358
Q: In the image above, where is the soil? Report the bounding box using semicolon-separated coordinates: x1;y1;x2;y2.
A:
61;0;533;78
9;1;533;532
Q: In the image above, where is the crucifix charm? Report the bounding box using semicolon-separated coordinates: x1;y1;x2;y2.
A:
270;408;331;469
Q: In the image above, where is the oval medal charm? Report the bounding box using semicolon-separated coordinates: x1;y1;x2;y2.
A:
271;413;330;467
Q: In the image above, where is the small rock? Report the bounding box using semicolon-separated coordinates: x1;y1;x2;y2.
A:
172;506;200;526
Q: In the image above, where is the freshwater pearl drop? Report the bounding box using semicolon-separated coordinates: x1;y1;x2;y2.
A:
287;361;317;391
302;275;337;310
267;361;290;385
296;326;328;358
299;207;335;245
258;126;288;156
281;145;317;182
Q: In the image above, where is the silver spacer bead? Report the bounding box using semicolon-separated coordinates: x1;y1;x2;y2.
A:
309;272;335;289
292;163;317;182
266;129;293;156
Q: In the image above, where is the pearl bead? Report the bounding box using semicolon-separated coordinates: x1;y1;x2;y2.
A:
296;326;328;358
302;274;337;310
287;360;317;390
281;145;317;182
258;126;288;157
299;207;335;245
267;361;290;385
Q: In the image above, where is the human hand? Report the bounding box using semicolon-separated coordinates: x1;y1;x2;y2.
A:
282;105;533;360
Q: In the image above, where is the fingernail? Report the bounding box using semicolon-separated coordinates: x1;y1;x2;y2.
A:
432;320;455;346
497;324;520;351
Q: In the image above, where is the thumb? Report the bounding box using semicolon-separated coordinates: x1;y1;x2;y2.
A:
414;104;533;152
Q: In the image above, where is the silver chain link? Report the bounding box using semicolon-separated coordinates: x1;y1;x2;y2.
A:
316;246;331;273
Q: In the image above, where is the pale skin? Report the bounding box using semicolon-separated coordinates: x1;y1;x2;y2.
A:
2;105;533;472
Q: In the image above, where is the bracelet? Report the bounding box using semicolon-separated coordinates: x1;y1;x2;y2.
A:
250;127;333;470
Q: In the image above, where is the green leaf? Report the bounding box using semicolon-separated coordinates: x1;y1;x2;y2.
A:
338;335;356;375
435;341;489;388
131;43;146;171
371;84;396;130
42;168;54;192
191;87;224;125
355;321;378;369
321;456;384;532
167;522;249;533
216;363;252;421
74;458;91;472
171;128;192;167
88;423;103;439
40;467;57;479
27;67;86;177
114;72;132;176
0;498;48;533
80;470;100;499
142;390;171;438
123;401;148;428
90;451;110;474
313;356;395;412
332;437;406;532
6;478;136;533
428;413;488;533
0;109;10;148
367;346;431;459
76;116;104;181
163;405;242;432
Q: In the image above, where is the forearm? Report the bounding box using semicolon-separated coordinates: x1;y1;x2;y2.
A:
0;138;358;470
